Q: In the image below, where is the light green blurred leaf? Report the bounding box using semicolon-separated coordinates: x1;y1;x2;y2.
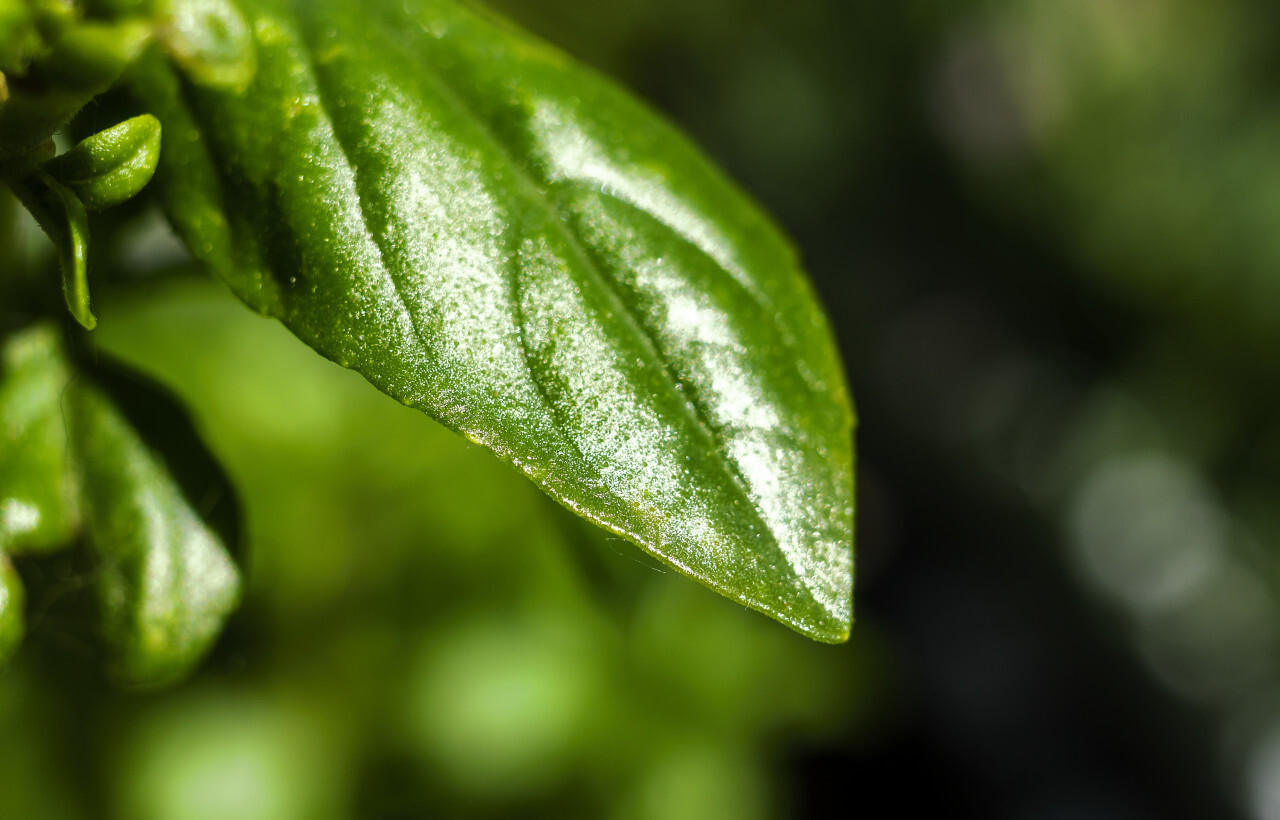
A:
117;694;346;820
135;0;855;641
0;17;152;159
65;377;240;688
0;322;80;554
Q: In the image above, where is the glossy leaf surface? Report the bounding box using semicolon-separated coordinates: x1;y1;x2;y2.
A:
138;0;854;640
0;323;80;554
44;114;162;211
66;379;241;687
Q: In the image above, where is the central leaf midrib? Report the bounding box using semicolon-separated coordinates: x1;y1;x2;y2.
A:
292;1;791;563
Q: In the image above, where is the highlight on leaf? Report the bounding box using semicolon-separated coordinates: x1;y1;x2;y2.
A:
138;0;855;641
9;171;96;329
44;114;163;211
0;323;81;556
159;0;257;90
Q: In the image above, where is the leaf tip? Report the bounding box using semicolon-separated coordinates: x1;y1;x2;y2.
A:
790;604;853;645
71;304;98;331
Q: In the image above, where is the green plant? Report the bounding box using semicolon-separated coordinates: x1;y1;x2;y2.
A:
0;0;854;687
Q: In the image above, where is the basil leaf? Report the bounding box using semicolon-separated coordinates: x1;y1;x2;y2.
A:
0;323;80;555
43;114;162;211
0;554;22;668
137;0;854;641
65;378;241;687
9;172;95;329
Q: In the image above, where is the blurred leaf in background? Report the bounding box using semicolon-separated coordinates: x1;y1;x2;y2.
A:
924;1;1280;815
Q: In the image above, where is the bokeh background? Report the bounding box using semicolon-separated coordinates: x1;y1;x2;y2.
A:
3;0;1280;817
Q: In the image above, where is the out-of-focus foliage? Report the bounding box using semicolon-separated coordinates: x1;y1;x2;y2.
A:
0;323;78;554
491;0;1280;815
0;316;241;684
66;373;240;689
925;0;1280;807
0;556;22;666
0;8;153;158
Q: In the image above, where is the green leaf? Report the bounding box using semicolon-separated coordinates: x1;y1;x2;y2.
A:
0;553;23;668
0;18;153;159
0;323;81;555
136;0;855;641
65;378;241;687
10;171;95;329
43;114;162;211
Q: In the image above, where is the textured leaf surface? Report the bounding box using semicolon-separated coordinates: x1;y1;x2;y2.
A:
0;323;80;554
138;0;855;640
44;114;162;211
66;378;241;687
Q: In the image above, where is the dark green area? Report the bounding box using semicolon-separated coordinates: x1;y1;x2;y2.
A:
0;557;23;666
